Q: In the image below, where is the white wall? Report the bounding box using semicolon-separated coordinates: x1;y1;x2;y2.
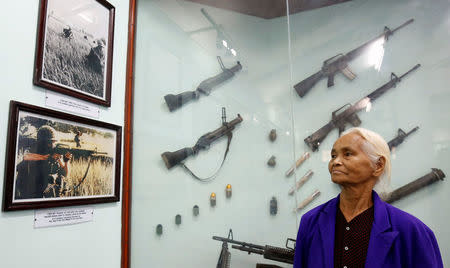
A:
0;1;129;267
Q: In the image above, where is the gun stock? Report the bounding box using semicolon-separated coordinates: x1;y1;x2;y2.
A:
161;148;194;169
294;70;324;97
164;91;199;112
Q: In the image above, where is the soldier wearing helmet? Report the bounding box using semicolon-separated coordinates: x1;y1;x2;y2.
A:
15;125;72;199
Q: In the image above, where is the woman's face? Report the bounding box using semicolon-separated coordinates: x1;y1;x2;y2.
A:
328;132;378;187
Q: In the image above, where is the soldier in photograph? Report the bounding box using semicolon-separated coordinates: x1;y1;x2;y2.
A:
15;125;72;199
74;130;82;148
86;38;106;74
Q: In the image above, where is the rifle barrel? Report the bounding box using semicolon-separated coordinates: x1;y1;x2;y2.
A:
391;18;414;33
383;168;445;203
212;236;265;250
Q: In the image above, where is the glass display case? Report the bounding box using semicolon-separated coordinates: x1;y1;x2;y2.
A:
131;0;450;267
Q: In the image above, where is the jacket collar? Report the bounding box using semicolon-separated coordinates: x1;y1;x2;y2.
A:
365;191;399;266
318;191;398;267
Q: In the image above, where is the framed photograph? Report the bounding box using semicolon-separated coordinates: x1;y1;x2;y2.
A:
3;101;122;211
34;0;115;107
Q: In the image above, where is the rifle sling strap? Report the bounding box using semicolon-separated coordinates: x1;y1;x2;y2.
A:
181;132;232;182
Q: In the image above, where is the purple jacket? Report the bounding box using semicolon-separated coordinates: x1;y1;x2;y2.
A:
294;191;443;268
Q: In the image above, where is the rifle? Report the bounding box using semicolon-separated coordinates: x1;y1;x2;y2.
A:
304;64;420;152
381;168;445;204
387;126;419;150
216;229;233;268
161;108;242;181
294;19;414;97
164;57;242;111
212;231;296;265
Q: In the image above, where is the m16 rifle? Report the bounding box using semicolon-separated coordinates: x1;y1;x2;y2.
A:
381;168;445;204
304;64;420;152
294;19;414;97
387;126;419;150
164;57;242;111
161;108;242;181
213;230;296;265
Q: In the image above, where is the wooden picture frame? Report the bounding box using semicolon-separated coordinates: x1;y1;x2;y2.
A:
33;0;115;107
2;101;122;211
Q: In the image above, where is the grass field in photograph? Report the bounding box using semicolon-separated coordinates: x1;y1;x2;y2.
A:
65;157;114;197
42;16;105;98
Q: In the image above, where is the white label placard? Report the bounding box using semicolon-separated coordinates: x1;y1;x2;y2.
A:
34;207;94;228
46;91;100;118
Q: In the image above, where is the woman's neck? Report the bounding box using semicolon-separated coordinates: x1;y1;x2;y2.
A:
339;186;374;222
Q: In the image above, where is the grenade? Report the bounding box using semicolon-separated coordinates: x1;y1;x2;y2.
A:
270;197;278;215
175;214;181;225
193;205;199;216
269;129;277;142
267;155;276;167
156;224;163;235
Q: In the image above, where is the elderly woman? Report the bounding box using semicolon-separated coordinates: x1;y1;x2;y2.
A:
293;128;443;268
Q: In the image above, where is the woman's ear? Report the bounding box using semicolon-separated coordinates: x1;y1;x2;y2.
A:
373;156;386;177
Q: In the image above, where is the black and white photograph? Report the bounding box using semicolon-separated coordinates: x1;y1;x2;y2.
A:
34;0;115;106
3;101;122;211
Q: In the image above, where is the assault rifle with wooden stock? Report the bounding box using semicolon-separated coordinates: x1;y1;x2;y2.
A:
304;64;420;152
294;19;414;98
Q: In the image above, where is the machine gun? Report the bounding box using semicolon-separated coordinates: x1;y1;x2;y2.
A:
161;108;242;181
216;229;233;268
387;126;419;150
212;230;296;265
381;168;445;204
304;64;420;152
294;19;414;97
164;57;242;111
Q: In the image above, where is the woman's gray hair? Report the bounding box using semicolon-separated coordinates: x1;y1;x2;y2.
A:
341;127;391;193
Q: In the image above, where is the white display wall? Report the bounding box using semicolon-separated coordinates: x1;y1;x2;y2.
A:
131;0;450;267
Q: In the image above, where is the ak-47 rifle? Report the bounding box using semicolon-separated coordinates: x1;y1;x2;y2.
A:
381;168;445;204
164;57;242;111
304;64;420;152
161;108;242;181
213;230;296;265
387;126;419;150
294;19;414;97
